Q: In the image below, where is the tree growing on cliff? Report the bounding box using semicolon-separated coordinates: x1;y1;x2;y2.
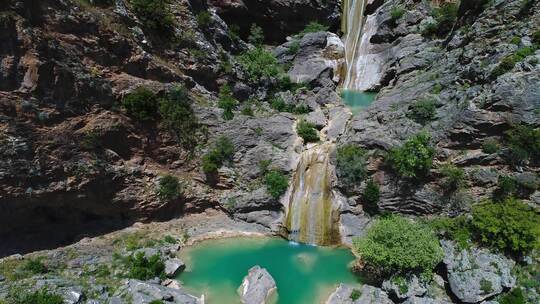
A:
336;144;367;190
387;132;435;178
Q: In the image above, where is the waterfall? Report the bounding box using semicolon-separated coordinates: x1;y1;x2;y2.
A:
285;143;341;246
342;0;368;90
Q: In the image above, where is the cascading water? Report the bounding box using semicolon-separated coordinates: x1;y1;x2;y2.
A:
285;143;340;246
342;0;368;90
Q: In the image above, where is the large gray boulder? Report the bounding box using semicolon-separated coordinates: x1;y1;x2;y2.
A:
238;266;277;304
164;258;186;278
382;274;427;300
403;296;451;304
326;284;393;304
113;279;203;304
442;240;516;303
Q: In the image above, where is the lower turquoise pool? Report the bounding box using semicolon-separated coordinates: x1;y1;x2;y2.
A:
177;237;361;304
341;90;377;114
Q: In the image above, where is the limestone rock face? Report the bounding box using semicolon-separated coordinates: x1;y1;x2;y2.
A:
114;279;203;304
326;283;393;304
164;258;186;278
238;266;277;304
382;274;427;300
442;240;516;303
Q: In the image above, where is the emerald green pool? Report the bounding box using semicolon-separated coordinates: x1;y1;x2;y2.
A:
341;90;377;114
178;237;361;304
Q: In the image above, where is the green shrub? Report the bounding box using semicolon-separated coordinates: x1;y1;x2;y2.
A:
387;133;435;178
264;169;289;199
480;279;493;294
296;120;319;143
482;138;500;154
300;21;328;36
427;216;472;250
270;96;310;114
492;48;534;77
237;47;282;83
241;106;254;116
218;85;238;120
439;164;466;191
122;87;158;121
286;39;300;55
21;259;47;274
131;0;174;33
390;6;405;22
124;252;165;280
422;3;457;37
505;124;540;165
158;86;199;151
494;175;517;201
510;36;521;45
407;98;437;125
350;289;362;301
499;288;525;304
149;300;165;304
336;144;367;189
157;174;181;201
248;24;264;46
353;215;443;277
472;198;540;255
11;288;63;304
363;179;380;214
532;30;540;46
196;11;212;28
201;136;234;174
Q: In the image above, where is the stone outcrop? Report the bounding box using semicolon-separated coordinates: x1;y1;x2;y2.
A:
326;283;393;304
238;265;277;304
113;279;203;304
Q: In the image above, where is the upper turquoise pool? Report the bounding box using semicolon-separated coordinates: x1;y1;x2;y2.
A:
341;90;377;114
177;237;361;304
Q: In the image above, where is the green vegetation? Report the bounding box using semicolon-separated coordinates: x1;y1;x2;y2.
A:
248;24;264;46
157;174;182;201
122;87;158;121
349;289;362;301
299;21;328;36
353;215;443;278
296;120;319;143
392;276;409;294
387;133;435;178
533;30;540;46
218;85;238;120
237;47;282;83
499;288;525;304
196;11;212;28
10;288;64;304
131;0;174;34
21;258;48;274
149;301;165;304
286;39;301;55
510;36;521;45
363;179;380;215
158;86;200;151
390;6;405;24
482;138;500;154
201;136;234;174
492;47;535;77
264;169;289;199
472;198;540;255
494;175;517;201
336;144;367;189
422;2;458;37
407;98;437;125
480;279;493;294
270;96;310;114
123;252;165;280
439;164;466;192
505;124;540;165
427;216;472;249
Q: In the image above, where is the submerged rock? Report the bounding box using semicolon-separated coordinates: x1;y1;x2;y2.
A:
238;266;277;304
442;240;516;303
326;283;393;304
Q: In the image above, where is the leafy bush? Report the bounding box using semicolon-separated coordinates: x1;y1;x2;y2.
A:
505;124;540;165
363;179;380;214
494;175;517;201
286;39;300;55
124;252;165;280
407;98;437;125
149;300;165;304
472;198;540;255
158;86;199;151
264;169;289;199
157;174;181;201
387;133;435;178
122;87;158;121
353;215;443;277
336;144;367;189
422;3;457;37
196;11;212;28
248;24;264;46
482;138;500;154
510;36;521;45
427;216;472;250
300;21;328;36
350;289;362;301
499;288;525;304
270;96;310;114
439;164;466;191
480;279;493;293
21;259;47;274
11;288;63;304
131;0;174;34
492;48;535;77
532;30;540;46
390;6;405;23
201;136;234;174
296;120;319;143
237;47;282;83
218;85;237;120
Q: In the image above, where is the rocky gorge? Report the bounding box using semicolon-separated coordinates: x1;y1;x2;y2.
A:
0;0;539;303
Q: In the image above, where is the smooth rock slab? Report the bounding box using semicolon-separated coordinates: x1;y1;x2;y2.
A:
238;265;277;304
326;283;393;304
442;240;515;303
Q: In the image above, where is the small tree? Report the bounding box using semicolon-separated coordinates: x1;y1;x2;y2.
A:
407;98;437;125
201;136;235;174
248;24;264;46
122;87;158;121
264;169;289;199
387;133;435;178
218;85;237;121
336;144;367;190
158;86;199;151
363;179;380;215
157;175;182;201
296;120;319;143
237;47;282;83
131;0;175;34
353;215;443;278
439;164;466;192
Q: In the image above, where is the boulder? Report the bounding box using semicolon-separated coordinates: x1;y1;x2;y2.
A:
403;296;451;304
442;240;516;303
114;279;203;304
238;266;277;304
326;284;393;304
164;258;186;278
382;274;427;300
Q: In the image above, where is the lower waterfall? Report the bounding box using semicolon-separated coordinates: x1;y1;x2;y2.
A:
285;143;341;245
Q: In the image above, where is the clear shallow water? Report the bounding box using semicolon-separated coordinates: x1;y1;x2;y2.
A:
341;90;377;114
178;237;361;304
